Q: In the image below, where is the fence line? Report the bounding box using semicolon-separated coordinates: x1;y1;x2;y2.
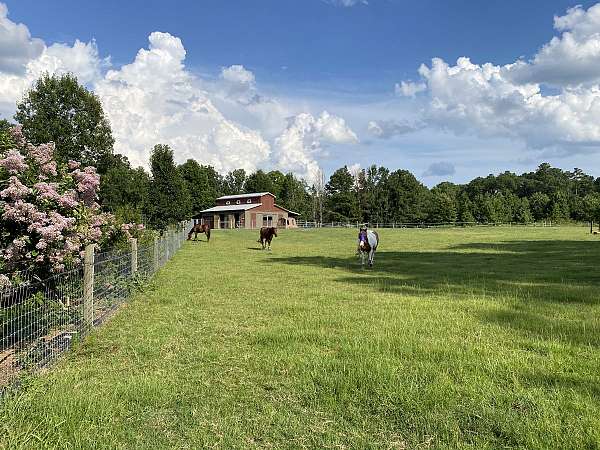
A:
295;220;561;229
0;220;192;391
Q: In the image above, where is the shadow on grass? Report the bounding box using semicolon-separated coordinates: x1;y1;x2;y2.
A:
270;240;600;348
270;240;600;304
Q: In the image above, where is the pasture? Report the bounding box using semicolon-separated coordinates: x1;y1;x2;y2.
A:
1;227;599;449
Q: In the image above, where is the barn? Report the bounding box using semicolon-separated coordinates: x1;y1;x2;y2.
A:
194;192;299;229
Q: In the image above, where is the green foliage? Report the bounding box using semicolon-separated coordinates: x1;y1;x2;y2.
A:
529;192;550;220
429;191;457;223
0;119;14;151
244;169;274;194
99;155;150;222
223;169;246;194
386;169;430;223
146;144;191;229
179;159;223;215
14;73;114;172
325;166;360;221
514;197;533;223
278;173;312;217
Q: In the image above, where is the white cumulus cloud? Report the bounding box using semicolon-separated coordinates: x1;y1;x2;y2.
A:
95;32;271;172
0;2;105;119
395;80;426;97
275;111;358;183
0;3;358;181
0;3;44;74
395;3;600;153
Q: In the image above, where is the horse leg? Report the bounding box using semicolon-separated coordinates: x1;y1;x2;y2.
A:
369;250;374;267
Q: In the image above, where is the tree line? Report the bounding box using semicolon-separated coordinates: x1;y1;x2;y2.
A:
4;72;600;230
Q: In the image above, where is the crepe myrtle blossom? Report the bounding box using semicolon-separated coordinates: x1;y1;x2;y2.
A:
0;274;11;290
121;222;146;240
71;166;100;205
0;126;117;280
1;176;31;200
0;149;28;174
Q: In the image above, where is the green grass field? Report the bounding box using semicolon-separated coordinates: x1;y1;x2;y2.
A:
1;227;599;449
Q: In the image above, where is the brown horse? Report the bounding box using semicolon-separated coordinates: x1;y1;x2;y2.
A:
257;227;277;250
188;223;211;242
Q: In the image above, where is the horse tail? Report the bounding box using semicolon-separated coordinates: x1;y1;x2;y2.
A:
187;226;194;240
206;227;211;242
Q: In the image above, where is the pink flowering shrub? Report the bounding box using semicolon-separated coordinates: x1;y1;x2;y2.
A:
121;222;146;240
0;126;115;285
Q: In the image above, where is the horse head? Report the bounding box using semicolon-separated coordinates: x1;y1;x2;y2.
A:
358;230;368;249
272;227;278;237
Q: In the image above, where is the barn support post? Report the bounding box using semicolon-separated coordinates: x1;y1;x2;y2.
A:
83;243;95;332
130;238;138;274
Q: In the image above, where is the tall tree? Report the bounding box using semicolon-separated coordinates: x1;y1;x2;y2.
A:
146;144;191;229
179;160;222;214
245;170;274;194
428;191;457;223
386;169;430;223
324;166;360;222
99;155;150;223
15;73;114;172
223;169;247;194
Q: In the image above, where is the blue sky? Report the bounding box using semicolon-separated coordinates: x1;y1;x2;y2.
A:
3;0;600;185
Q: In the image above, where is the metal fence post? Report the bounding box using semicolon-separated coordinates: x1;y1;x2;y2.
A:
153;236;159;272
131;238;138;274
165;230;170;261
83;243;95;331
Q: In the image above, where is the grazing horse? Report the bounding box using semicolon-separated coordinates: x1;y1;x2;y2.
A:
187;223;211;242
357;227;379;267
258;227;277;250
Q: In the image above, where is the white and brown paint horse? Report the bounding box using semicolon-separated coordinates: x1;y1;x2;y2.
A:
357;227;379;267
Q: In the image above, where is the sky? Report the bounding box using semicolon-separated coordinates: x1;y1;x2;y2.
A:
2;0;600;186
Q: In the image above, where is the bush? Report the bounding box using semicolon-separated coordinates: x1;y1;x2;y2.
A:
0;126;115;287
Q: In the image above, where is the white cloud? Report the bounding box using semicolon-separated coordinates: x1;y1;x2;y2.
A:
395;80;426;97
0;3;44;74
221;64;255;86
507;4;600;87
0;38;105;118
0;3;358;181
395;3;600;153
95;32;271;172
0;3;106;118
274;111;358;183
367;119;424;139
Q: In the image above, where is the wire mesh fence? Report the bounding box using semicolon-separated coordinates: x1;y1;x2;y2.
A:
0;220;192;391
